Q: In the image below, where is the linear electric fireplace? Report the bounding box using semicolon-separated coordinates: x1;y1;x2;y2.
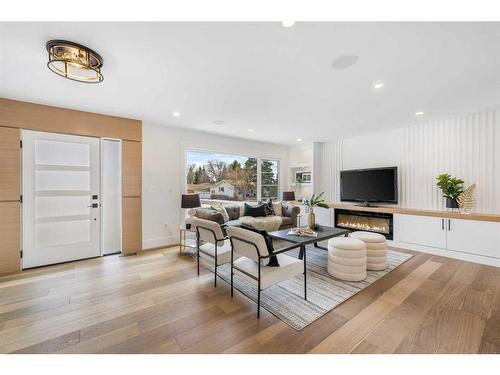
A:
334;209;393;240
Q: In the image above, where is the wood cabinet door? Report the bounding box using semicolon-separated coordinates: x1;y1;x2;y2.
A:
0;127;20;201
446;219;500;259
122;141;142;197
0;201;20;274
393;214;447;249
122;197;142;254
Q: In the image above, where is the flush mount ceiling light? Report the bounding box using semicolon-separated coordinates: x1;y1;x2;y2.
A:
296;138;303;142
46;40;103;83
373;81;385;90
282;20;295;27
415;111;425;116
172;111;181;117
248;128;254;132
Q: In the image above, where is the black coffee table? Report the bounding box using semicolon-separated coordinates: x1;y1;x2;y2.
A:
268;225;350;260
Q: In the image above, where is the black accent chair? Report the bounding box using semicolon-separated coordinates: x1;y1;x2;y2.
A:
227;226;307;318
194;218;231;287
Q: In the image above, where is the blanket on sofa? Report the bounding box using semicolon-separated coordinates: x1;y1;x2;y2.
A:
239;215;282;232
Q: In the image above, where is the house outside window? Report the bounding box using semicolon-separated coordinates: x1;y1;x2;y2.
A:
186;151;279;202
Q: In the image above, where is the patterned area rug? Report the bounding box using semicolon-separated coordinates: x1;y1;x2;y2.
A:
207;242;413;330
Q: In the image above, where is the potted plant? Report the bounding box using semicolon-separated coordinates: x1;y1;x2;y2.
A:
304;192;330;229
436;173;464;209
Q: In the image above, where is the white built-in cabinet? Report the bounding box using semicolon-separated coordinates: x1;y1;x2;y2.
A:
394;214;500;260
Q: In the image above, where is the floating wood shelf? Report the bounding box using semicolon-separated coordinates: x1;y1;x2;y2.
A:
327;203;500;223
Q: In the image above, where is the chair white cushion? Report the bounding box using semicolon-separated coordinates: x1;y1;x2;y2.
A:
233;254;303;289
350;231;386;243
329;237;365;250
199;239;231;265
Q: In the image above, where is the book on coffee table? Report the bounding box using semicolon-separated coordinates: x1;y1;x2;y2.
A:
287;228;318;238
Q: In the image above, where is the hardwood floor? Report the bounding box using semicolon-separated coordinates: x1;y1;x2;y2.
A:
0;246;498;354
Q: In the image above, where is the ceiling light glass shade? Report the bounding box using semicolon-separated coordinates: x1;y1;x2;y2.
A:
46;40;103;83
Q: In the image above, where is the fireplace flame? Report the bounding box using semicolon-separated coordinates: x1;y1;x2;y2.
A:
336;214;390;234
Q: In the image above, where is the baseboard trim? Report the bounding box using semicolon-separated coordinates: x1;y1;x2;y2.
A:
142;235;180;251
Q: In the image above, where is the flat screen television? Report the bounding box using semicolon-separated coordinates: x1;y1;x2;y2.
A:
340;167;398;205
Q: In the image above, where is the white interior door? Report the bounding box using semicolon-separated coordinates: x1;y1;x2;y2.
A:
22;130;101;268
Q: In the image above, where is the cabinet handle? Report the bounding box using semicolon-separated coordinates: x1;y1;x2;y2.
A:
448;219;451;231
441;218;444;231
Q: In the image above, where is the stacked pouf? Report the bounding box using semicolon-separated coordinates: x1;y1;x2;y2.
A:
350;231;387;271
327;237;367;281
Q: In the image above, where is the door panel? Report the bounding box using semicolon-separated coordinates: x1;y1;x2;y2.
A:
393;214;447;249
22;130;100;268
446;219;500;258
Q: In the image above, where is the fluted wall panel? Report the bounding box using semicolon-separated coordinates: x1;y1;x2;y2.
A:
401;109;499;213
315;108;500;214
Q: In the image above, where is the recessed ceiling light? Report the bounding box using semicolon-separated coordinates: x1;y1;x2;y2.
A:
296;138;302;142
415;111;424;116
331;54;359;70
172;112;180;117
282;20;295;28
248;128;254;132
373;82;385;89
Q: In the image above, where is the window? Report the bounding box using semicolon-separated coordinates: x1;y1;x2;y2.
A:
186;151;279;202
261;159;280;200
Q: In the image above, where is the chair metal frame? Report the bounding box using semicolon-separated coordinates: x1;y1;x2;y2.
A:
195;223;229;287
229;235;307;318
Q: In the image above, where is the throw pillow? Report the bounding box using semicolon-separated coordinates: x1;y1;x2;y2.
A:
258;200;275;216
210;204;229;222
272;201;283;216
240;224;280;267
243;202;267;218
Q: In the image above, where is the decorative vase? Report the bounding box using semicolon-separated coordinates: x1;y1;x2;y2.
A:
446;197;458;209
308;212;316;230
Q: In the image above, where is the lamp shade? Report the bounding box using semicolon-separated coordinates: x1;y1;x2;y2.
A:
181;194;201;208
282;191;296;201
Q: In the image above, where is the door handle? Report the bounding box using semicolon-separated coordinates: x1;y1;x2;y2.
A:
88;203;98;208
441;218;444;231
448;219;451;231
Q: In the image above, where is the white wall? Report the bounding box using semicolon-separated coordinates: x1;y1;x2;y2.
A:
316;107;500;213
142;123;290;249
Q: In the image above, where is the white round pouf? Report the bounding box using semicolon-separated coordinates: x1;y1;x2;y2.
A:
327;237;367;281
350;231;387;271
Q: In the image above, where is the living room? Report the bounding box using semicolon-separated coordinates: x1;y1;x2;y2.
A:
1;0;499;372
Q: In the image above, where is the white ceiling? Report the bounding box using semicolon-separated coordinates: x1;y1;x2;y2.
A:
1;22;499;145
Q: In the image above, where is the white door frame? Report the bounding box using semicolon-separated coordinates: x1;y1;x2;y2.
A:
100;138;123;255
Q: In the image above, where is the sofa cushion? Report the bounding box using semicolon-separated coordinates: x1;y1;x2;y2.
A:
281;216;293;226
224;205;241;221
272;201;283;216
194;208;224;225
210;204;229;222
244;202;267;217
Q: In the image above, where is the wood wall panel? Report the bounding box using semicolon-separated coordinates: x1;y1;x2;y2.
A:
122;141;142;197
0;98;142;142
0;127;20;201
0;202;21;275
122;198;142;255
